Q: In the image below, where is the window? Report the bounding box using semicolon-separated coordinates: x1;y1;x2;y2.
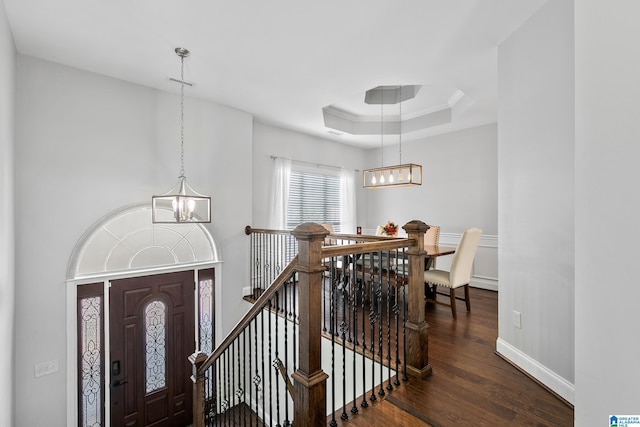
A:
77;283;104;427
144;300;167;393
269;157;356;232
287;166;342;232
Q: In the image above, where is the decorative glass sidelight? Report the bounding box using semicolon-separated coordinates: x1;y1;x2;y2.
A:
199;278;214;354
145;300;167;393
79;295;102;427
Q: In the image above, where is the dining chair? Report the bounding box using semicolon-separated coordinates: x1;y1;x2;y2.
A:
423;225;441;269
320;223;335;246
424;227;482;318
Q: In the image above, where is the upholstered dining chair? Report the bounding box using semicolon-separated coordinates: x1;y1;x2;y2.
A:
424;227;482;318
394;224;440;274
320;223;335;246
423;225;441;269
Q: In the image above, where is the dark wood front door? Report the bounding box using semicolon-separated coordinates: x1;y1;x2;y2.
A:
110;271;195;427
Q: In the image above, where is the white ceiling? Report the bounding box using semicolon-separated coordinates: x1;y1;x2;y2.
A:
4;0;547;148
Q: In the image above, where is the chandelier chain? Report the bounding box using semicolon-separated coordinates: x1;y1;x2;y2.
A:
179;53;185;178
380;95;384;167
399;86;402;165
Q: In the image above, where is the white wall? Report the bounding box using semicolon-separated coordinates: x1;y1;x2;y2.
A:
252;121;369;231
364;123;498;236
0;2;16;426
575;0;640;423
497;0;575;403
364;124;499;290
14;56;252;426
251;122;500;291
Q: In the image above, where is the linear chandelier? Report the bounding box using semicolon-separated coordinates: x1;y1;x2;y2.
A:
363;85;422;189
152;47;211;223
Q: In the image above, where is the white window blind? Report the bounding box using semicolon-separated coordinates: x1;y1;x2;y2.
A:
287;167;342;232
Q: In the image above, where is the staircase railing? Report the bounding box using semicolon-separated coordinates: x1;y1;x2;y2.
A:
190;221;432;426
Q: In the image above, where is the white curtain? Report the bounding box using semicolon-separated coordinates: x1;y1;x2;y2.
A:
340;168;357;233
267;157;291;229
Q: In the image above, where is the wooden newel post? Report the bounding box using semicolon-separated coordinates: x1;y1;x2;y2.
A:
189;351;208;427
290;223;330;427
402;220;433;378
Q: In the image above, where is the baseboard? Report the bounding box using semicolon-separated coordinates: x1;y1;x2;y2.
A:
471;275;498;291
495;337;574;405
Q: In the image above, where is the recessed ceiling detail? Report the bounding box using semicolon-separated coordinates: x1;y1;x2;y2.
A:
323;84;471;137
364;85;421;105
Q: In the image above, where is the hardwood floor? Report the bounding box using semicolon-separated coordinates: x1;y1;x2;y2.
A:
328;287;574;426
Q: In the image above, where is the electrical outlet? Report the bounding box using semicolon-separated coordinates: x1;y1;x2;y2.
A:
513;310;522;329
34;359;59;378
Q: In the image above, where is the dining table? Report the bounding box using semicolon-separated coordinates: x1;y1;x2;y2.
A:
424;244;456;269
337;244;456;300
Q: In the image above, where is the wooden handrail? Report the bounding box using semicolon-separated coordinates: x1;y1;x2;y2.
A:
274;358;295;399
245;225;406;242
197;255;299;375
244;225;291;235
321;238;416;258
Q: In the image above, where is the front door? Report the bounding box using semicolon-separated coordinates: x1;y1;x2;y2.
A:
110;271;195;427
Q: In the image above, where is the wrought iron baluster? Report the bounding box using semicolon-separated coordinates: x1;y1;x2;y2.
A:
283;285;290;426
323;257;329;332
329;268;337;427
402;283;408;381
369;252;377;403
268;299;273;425
217;356;221;426
224;351;229;424
274;295;281;427
377;251;385;397
340;281;349;421
277;234;283;283
241;330;246;426
360;257;368;409
248;322;253;427
350;255;359;415
232;340;236;426
258;233;264;293
292;272;297;374
393;279;401;387
260;307;266;424
270;235;275;287
342;255;351;339
387;250;396;391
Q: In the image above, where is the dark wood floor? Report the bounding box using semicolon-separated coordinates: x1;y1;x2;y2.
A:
328;287;574;427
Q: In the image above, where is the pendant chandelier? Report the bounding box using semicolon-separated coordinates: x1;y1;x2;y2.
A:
362;85;422;189
152;47;211;223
